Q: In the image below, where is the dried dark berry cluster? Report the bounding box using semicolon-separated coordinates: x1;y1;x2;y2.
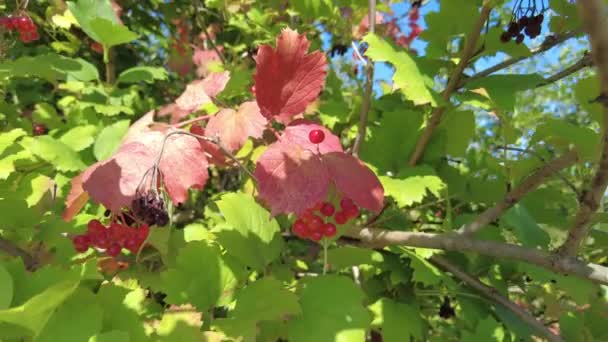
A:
131;191;170;226
500;14;544;44
0;15;39;43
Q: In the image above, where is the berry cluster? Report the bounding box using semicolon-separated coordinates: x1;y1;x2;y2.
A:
32;123;48;136
291;198;360;242
385;3;423;50
72;220;149;257
0;15;39;43
131;191;170;226
500;14;544;44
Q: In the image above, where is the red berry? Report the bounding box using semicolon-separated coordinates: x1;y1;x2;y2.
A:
91;42;103;54
124;238;141;253
300;211;314;223
345;205;359;219
311;202;323;211
72;235;90;253
409;8;419;21
136;225;150;240
322;223;337;237
340;198;355;211
308;215;324;231
308;129;325;144
92;233;110;249
106;243;122;257
515;33;524;44
310;231;323;242
320;202;335;217
335;211;348;225
0;17;13;30
87;219;106;235
500;31;511;43
189;123;205;136
292;220;309;238
32;123;47;136
250;85;255;95
435;210;443;218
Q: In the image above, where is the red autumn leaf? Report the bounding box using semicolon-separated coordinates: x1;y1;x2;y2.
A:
254;28;327;123
353;12;385;39
322;152;384;213
282;120;343;154
254;141;331;216
190;124;227;166
157;103;193;124
205;101;267;152
193;46;223;78
175;71;230;112
63;172;89;221
64;114;208;217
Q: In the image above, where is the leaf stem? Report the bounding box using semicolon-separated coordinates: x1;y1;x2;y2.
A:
322;239;329;275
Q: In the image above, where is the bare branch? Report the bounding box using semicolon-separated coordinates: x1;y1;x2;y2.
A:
463;31;580;85
537;52;593;87
345;227;608;285
352;0;376;156
408;3;492;166
558;0;608;256
0;236;37;270
458;150;579;235
430;255;564;342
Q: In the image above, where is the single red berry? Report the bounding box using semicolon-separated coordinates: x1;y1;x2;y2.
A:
515;33;524;44
409;8;419;21
0;17;13;30
106;243;122;257
322;223;337;237
310;231;323;242
308;129;325;144
320;202;335;217
500;31;511;43
435;210;443;218
124;238;141;253
308;215;324;231
335;211;348;225
340;198;355;211
250;85;256;95
311;202;323;211
136;225;150;240
300;211;315;224
92;233;110;249
32;123;47;136
72;235;90;253
345;205;360;219
91;42;103;54
292;220;309;238
87;219;105;234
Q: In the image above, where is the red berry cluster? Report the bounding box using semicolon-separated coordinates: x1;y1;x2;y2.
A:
385;3;423;50
72;220;149;257
291;198;360;242
500;14;544;44
0;15;39;43
32;123;48;136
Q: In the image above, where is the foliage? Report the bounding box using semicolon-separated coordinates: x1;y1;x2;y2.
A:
0;0;606;341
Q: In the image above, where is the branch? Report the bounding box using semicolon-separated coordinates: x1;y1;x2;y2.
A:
0;236;37;270
194;0;226;64
430;255;564;342
558;0;608;256
352;0;376;156
463;31;579;85
458;150;579;235
408;3;492;166
346;227;608;285
537;52;593;87
104;47;116;85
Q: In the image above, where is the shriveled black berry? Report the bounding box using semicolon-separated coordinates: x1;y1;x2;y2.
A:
518;16;529;27
507;22;521;36
131;191;170;227
515;33;524;44
500;31;511;43
439;297;455;319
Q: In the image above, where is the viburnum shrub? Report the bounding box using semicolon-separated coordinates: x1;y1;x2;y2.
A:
1;0;607;341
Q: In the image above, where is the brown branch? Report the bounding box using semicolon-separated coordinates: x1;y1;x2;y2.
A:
558;0;608;256
194;0;226;64
430;255;564;342
463;31;580;85
0;236;37;270
408;3;492;166
104;47;116;85
458;150;579;235
537;52;593;87
345;227;608;285
352;0;376;156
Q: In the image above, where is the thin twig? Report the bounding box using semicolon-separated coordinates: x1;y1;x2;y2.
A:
458;150;579;235
537;52;593;87
352;0;376;156
408;2;492;166
430;255;564;342
194;0;226;64
0;236;37;270
463;31;579;85
173;114;213;128
558;0;608;256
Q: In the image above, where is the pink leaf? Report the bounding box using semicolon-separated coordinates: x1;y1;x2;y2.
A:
193;46;223;78
254;28;327;123
323;152;384;213
157;103;193;124
282;120;343;154
63;172;89;221
175;71;230;112
205;101;267;152
254;141;330;216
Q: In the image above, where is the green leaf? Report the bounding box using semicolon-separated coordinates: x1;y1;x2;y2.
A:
368;298;423;342
93;120;130;160
95;285;148;342
89;330;130;342
501;204;550;248
360;108;424;173
20;136;86;172
214;193;284;270
0;129;26;156
67;0;120;42
436;110;475;157
326;246;384;269
0;54;99;82
403;249;444;286
0;279;79;336
288;275;371;342
560;311;585;342
0;264;13;310
117;66;168;84
464;74;544;111
461;316;505;342
380;166;445;208
531;118;600;161
155;310;209;341
363;34;439;106
90;18;138;48
59;125;98;151
37;288;103;342
519;264;596;304
160;242;239;311
292;0;334;19
420;0;478;58
232;277;301;321
575;75;603;124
